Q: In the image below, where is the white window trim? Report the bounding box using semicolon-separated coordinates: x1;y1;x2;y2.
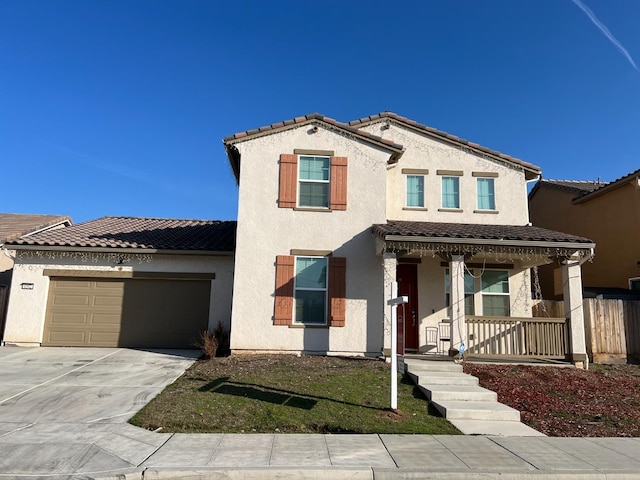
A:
293;256;328;325
298;155;331;209
476;177;496;211
480;269;511;317
441;176;460;209
405;174;426;208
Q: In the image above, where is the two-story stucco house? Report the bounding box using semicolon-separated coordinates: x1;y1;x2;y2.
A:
224;112;595;367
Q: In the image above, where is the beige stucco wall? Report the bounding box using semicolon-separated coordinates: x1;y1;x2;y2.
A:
0;251;14;286
3;251;234;346
231;124;393;356
530;181;640;290
358;122;531;225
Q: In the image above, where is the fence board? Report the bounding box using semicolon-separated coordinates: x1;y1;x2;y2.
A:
0;285;8;341
536;298;640;363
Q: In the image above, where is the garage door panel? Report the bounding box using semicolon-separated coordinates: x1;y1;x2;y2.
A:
48;312;89;326
44;277;210;348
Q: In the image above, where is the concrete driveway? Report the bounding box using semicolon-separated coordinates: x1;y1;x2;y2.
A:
0;346;198;424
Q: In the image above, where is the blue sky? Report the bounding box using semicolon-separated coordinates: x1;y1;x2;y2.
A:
2;0;638;224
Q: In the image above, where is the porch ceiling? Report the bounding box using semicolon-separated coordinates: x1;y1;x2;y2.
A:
373;221;595;265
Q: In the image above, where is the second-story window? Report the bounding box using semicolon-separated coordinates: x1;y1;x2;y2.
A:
477;178;496;210
406;175;425;207
298;155;330;208
441;176;460;209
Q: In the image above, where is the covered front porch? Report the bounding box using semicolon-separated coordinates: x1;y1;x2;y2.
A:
374;221;595;368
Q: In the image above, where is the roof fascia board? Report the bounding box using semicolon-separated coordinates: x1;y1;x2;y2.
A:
9;244;233;256
360;116;541;179
224;117;403;154
384;234;595;250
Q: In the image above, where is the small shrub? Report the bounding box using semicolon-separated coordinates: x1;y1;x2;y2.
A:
196;330;218;359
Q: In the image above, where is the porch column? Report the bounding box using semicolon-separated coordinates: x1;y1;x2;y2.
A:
382;252;397;354
562;255;589;369
449;255;466;355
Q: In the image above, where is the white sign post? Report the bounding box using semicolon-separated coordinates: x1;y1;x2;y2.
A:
387;281;408;411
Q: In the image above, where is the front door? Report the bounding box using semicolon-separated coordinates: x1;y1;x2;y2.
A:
397;263;419;352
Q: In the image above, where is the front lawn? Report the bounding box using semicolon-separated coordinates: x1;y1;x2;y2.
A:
130;354;460;434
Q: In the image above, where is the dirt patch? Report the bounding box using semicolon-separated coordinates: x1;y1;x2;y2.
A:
463;362;640;437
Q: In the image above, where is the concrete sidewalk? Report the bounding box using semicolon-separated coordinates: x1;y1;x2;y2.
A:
1;423;640;480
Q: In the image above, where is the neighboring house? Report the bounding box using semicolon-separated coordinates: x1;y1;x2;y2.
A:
2;216;235;348
529;171;640;299
0;213;72;339
224;112;595;366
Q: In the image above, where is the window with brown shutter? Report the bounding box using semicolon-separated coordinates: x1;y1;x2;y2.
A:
273;254;347;327
278;153;348;210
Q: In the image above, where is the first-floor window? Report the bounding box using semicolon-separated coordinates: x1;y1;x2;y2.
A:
406;175;425;207
294;256;328;324
445;268;475;316
481;270;510;316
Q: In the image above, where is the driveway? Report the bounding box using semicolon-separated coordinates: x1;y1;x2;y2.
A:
0;346;198;423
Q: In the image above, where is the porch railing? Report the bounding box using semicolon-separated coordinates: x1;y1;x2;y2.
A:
465;316;568;359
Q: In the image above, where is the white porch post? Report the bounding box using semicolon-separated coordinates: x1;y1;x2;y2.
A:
383;252;397;354
562;255;589;369
449;255;466;355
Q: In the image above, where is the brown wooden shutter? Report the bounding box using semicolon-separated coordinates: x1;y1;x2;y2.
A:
328;256;346;327
330;156;348;211
274;255;294;325
279;154;298;208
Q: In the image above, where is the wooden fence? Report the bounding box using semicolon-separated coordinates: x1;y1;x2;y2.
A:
533;298;640;363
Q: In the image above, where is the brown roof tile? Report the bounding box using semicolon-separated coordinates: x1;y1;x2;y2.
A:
349;112;542;178
223;112;404;151
373;220;593;245
538;179;606;195
0;213;72;244
7;216;236;252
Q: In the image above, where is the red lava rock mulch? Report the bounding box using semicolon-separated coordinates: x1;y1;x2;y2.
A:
463;362;640;437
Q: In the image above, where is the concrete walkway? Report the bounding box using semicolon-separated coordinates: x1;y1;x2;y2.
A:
1;347;640;479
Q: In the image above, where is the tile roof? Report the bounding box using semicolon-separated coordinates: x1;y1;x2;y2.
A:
0;213;72;244
537;179;607;195
373;220;593;245
573;168;640;204
348;112;541;178
7;216;236;252
223;112;404;151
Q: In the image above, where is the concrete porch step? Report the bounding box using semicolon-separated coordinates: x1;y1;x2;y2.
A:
449;419;545;436
418;383;498;402
404;358;463;373
433;400;521;421
408;371;479;386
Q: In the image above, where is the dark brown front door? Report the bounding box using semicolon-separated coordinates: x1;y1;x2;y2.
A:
397;263;419;351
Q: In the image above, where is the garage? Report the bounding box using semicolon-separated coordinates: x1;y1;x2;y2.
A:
42;276;211;348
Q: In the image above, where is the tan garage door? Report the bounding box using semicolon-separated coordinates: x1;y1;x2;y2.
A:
43;277;210;348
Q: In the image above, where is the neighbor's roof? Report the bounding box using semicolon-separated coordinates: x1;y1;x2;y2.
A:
373;220;593;246
348;112;541;179
0;213;72;244
572;168;640;204
7;216;236;252
530;179;607;197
